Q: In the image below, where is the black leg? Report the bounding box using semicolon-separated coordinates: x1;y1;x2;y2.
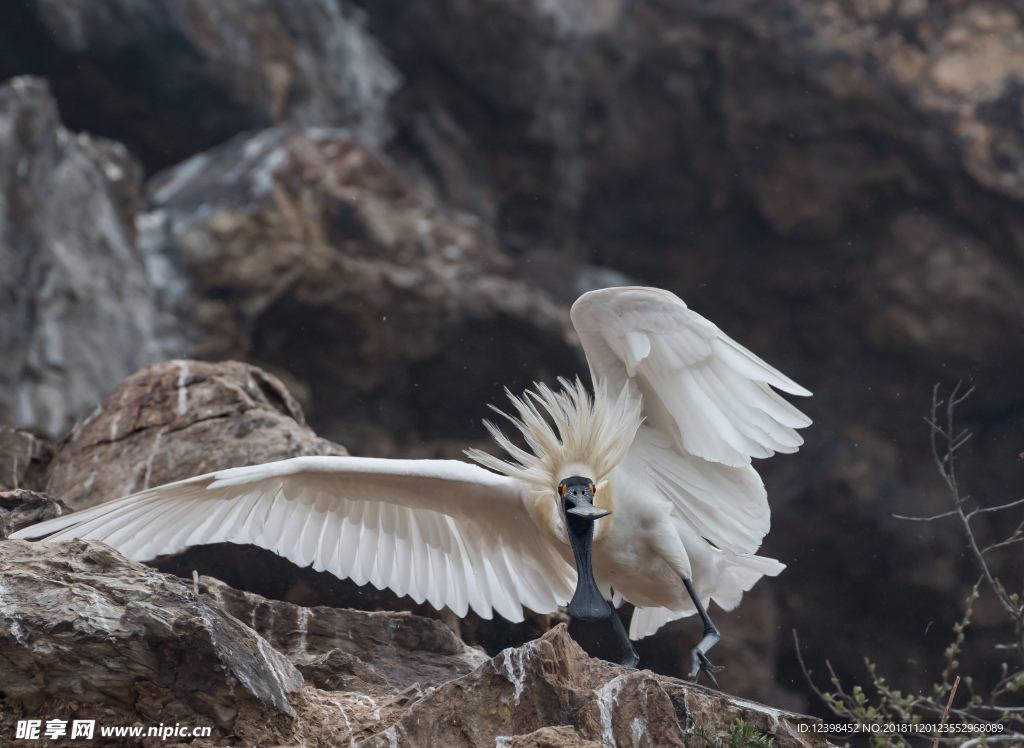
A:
683;577;723;687
609;607;640;668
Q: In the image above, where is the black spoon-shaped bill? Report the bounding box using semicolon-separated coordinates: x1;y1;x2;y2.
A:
562;487;612;622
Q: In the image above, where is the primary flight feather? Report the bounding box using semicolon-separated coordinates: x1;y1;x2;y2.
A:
14;286;811;682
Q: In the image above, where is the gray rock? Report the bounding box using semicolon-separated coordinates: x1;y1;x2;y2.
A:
139;125;578;450
0;490;67;540
1;0;400;170
0;427;54;493
0;539;302;729
0;77;184;440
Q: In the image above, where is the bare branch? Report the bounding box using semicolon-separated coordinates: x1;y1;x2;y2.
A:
966;497;1024;518
929;676;959;748
893;509;961;522
982;536;1024;554
792;630;827;701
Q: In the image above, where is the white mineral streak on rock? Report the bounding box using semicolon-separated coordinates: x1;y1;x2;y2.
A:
499;643;532;705
142;425;168;490
629;676;650;747
495;736;513;747
175;359;190;415
353;694;381;721
293;605;309;654
596;674;626;748
329;698;353;732
384;724;399;748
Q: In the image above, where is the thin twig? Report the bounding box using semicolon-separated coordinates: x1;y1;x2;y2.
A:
967;497;1024;517
982;536;1024;554
793;630;829;699
893;509;961;522
930;675;959;748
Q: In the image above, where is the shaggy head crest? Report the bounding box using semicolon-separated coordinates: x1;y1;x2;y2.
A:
466;377;643;489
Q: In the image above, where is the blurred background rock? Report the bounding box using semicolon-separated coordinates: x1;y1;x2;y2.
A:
2;0;1022;719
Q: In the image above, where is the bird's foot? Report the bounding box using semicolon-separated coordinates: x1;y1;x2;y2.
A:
688;650;724;687
621;649;640;668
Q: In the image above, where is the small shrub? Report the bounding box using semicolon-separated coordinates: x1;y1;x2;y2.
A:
797;384;1024;747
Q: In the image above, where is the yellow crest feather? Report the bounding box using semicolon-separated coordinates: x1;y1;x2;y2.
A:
466;377;643;489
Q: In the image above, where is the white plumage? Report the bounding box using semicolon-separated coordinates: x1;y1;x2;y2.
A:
13;286;810;672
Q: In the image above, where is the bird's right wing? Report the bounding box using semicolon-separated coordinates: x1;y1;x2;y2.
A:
571;287;811;554
11;456;575;622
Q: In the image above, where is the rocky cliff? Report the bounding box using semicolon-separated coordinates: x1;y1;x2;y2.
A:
1;0;1022;735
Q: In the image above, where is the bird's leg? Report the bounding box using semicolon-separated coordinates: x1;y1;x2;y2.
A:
683;577;723;687
608;606;640;668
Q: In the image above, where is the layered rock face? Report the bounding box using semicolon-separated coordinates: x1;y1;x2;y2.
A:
0;538;827;748
1;0;1022;733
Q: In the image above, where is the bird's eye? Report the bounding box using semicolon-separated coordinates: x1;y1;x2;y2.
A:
589;483;596;494
558;484;566;497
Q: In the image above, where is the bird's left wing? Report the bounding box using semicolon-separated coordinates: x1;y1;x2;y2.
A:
571;286;811;555
572;287;811;468
11;455;575;622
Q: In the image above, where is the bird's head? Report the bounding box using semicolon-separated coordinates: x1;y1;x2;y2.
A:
559;475;613;623
558;476;609;522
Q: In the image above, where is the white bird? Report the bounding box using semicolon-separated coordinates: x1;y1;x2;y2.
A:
13;286;811;681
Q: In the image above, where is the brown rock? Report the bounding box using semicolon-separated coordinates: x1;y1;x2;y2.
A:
352;625;828;748
197;574;489;694
139;125;576;449
509;725;601;748
44;360;347;511
664;679;825;748
862;211;1024;363
0;539;302;731
0;541;830;748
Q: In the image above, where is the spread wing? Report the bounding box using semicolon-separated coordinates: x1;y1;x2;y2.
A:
571;286;811;554
11;456;575;622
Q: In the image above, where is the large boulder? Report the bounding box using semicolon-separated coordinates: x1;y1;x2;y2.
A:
44;359;347;511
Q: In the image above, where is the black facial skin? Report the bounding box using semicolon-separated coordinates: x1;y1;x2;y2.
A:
560;476;613;622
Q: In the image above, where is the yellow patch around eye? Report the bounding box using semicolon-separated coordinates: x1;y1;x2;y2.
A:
558;484;566;497
589;483;595;493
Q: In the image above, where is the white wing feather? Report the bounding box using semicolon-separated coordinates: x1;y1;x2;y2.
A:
572;287;811;556
11;455;576;622
572;287;810;468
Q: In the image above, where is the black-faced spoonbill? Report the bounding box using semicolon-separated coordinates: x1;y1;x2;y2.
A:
13;286;811;683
